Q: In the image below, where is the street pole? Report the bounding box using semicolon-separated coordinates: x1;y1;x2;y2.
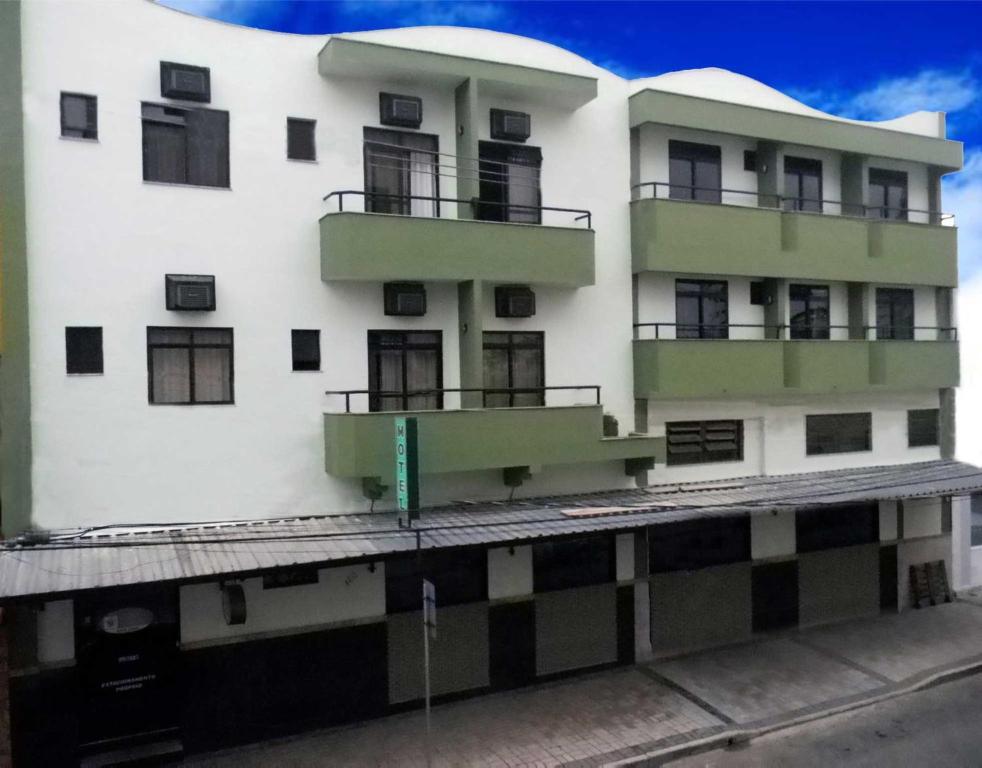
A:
422;577;436;768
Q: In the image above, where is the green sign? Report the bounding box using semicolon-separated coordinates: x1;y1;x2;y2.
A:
395;416;419;525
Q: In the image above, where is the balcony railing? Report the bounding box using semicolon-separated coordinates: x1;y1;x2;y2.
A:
631;182;953;226
325;385;602;413
633;323;958;342
323;190;592;229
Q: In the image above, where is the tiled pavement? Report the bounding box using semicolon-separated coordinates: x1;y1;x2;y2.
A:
184;602;982;768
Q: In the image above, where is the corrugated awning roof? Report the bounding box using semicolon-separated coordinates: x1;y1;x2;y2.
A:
2;459;981;601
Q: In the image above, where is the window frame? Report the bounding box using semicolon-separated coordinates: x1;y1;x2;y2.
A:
907;408;940;448
286;117;317;162
666;420;744;466
141;101;230;189
291;329;321;372
477;140;543;224
788;283;831;340
146;326;235;406
675;279;729;339
876;287;915;341
363;127;440;216
367;330;443;412
482;331;545;408
668;140;722;203
65;326;104;375
868;168;909;221
60;92;98;140
783;156;823;213
805;412;872;456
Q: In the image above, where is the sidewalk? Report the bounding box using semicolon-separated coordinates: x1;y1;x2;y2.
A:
183;600;982;768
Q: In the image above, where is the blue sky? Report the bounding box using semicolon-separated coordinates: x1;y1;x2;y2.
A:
162;0;982;277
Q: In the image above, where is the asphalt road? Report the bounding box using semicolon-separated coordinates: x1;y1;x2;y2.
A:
666;672;982;767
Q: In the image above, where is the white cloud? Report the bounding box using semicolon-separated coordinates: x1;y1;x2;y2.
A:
334;1;508;27
789;68;979;122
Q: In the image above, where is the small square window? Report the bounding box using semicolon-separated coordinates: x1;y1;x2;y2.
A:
744;150;757;172
287;118;316;161
61;92;97;140
292;329;320;371
908;409;939;448
66;327;103;374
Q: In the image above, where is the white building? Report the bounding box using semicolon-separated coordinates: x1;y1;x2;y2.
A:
0;1;977;764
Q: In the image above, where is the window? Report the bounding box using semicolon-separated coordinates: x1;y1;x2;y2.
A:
533;536;614;592
263;569;318;590
65;327;103;374
796;504;878;553
666;420;743;466
141;103;229;188
291;329;320;372
805;412;871;455
147;327;233;405
789;284;830;340
908;408;939;447
61;92;97;140
477;141;542;224
668;140;721;203
286;118;316;161
385;548;487;613
971;494;982;547
675;279;728;339
483;332;544;408
743;150;757;172
363;127;439;216
876;287;914;340
783;156;822;213
649;516;750;573
868;168;908;220
367;330;442;412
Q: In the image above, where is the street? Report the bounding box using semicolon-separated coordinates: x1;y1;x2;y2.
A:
666;672;982;768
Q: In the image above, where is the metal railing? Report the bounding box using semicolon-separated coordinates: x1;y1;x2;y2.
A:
325;385;602;414
323;190;592;229
631;182;954;225
633;322;957;341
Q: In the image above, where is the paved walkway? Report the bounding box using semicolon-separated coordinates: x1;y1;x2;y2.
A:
184;601;982;768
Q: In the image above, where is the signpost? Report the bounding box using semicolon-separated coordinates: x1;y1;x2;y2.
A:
395;416;419;528
422;578;436;768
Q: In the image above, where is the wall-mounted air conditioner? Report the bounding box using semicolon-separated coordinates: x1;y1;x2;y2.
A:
495;286;536;318
490;109;531;142
380;93;423;129
165;274;216;311
160;62;211;103
384;282;427;316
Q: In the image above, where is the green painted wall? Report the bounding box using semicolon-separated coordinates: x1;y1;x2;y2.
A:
629;89;962;171
631;198;957;287
321;212;595;287
634;340;959;400
0;0;32;537
324;405;664;480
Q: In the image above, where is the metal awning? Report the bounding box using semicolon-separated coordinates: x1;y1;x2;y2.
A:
2;460;981;601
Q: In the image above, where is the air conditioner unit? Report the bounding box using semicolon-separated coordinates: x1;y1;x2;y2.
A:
166;274;216;311
160;62;211;103
490;109;531;142
384;282;427;316
380;93;423;129
495;286;536;318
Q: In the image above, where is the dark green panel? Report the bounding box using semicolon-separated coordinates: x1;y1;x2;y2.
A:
489;600;536;690
616;584;635;665
10;666;79;768
879;544;898;612
752;561;799;633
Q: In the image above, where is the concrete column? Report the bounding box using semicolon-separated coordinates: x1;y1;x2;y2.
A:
936;287;955;339
454;77;481;220
763;277;787;339
847;282;872;340
928;166;944;225
756;140;784;208
841;153;869;217
941;387;956;459
458;280;485;408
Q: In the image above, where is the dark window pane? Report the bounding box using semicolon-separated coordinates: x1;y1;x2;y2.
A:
649;516;750;573
364;128;439;216
533;536;614;591
869;168;908;220
61;93;97;139
291;329;320;371
666;420;743;466
482;331;544;407
806;412;871;455
142;103;228;188
367;330;442;412
385;548;487;613
478;142;542;223
876;288;914;340
908;409;939;447
287;118;316;161
796;504;878;553
783;156;823;213
66;327;103;374
150;347;192;404
675;279;728;339
147;326;233;405
668;141;720;203
789;284;830;340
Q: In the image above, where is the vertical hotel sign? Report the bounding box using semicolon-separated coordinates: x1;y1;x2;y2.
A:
395;416;419;526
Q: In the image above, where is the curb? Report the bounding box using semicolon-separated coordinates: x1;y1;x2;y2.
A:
605;657;982;767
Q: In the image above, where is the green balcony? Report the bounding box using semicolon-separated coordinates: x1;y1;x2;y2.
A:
869;341;959;389
633;340;785;399
630;198;957;287
783;340;871;393
324;405;663;480
321;211;595;287
634;339;958;400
